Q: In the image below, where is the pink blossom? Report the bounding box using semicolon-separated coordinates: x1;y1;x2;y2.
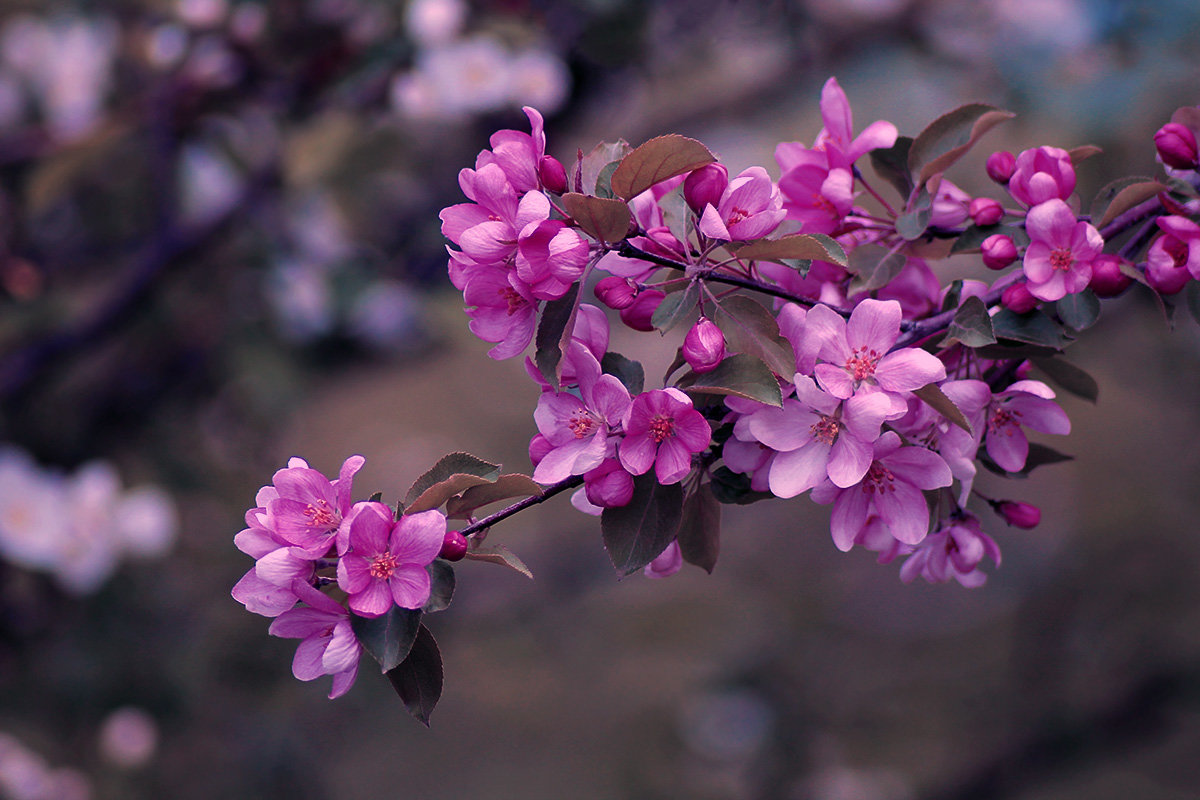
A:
461;264;537;359
1154;122;1198;171
811;431;953;550
899;513;1000;587
683;163;729;213
1007;146;1076;207
698;166;786;242
1088;254;1133;298
531;352;631;484
644;540;682;579
265;455;364;557
808;299;947;413
682;316;725;374
1148;215;1200;280
514;217;589;300
582;456;635;508
776;152;855;235
337;503;446;617
268;580;361;699
986;150;1016;184
1021;199;1101;301
813;77;899;167
231;505;307;617
929;179;971;228
619;389;711;484
985;380;1070;472
982;234;1018;270
474;106;547;194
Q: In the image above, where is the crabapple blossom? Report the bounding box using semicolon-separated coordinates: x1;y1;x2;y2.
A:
619;389;711;485
986;150;1016;183
1007;146;1076;207
984;380;1071;473
644;540;683;579
1155;122;1198;170
899;513;1000;587
982;233;1018;270
682;316;725;374
531;363;631;484
1021;199;1102;301
269;580;362;699
337;503;446;617
1088;254;1133;297
265;455;364;556
698;166;786;242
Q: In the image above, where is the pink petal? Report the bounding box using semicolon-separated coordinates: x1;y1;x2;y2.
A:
348;579;393;617
846;299;901;352
618;434;657;476
388;564;432;609
391;509;447;566
873;348;947;393
291;637;328;681
827;434;872;489
875;480;931;545
768;442;830;498
654;437;693;484
830;487;870;551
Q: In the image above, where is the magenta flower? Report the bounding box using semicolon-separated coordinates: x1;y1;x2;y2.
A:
581;456;635;509
476;106;547;194
1007;146;1076;207
1148;215;1200;282
811;431;953;550
231;507;307;617
775;155;855;235
697;166;786;242
265;455;364;557
619;388;711;485
531;352;631;484
1021;199;1102;301
985;380;1070;472
744;374;895;498
336;503;446;617
462;263;537;359
644;540;682;579
514;218;590;301
899;513;1000;588
813;76;899;167
808;299;947;412
268;580;361;699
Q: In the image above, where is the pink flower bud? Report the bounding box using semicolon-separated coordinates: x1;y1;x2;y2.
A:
969;197;1004;227
682;316;725;374
1088;254;1132;298
529;433;553;466
1154;122;1199;170
594;275;638;309
619;288;665;332
583;458;634;508
439;530;468;561
1014;359;1032;380
981;233;1018;270
986;151;1016;184
1001;281;1039;314
683;163;729;214
539;155;568;194
996;500;1040;529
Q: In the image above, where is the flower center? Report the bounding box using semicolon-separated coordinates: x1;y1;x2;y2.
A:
727;207;749;226
303;499;337;529
648;415;675;443
569;410;597;439
810;414;840;445
988;405;1021;435
810;191;836;215
1166;237;1189;267
1049;247;1074;272
499;287;526;316
369;552;399;580
845;346;881;382
861;462;895;495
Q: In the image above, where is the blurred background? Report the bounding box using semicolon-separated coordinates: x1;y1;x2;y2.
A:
2;0;1200;798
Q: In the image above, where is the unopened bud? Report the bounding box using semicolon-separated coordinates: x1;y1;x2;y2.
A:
439;530;468;561
1088;254;1132;298
969;197;1004;227
683;163;729;214
594;275;638;309
1001;281;1039;314
981;233;1018;270
682;316;725;374
529;433;553;466
619;288;665;332
1154;122;1199;171
996;500;1040;529
584;459;634;508
986;150;1016;184
539;155;568;194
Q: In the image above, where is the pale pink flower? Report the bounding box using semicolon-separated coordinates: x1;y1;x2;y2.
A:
899;513;1000;588
1021;199;1101;301
265;455;364;556
337;503;446;617
619;389;711;484
461;263;537;360
985;380;1070;472
698;166;786;242
268;581;361;699
813;77;899;167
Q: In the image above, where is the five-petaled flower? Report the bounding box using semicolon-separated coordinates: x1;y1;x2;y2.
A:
337;502;446;617
619;389;711;485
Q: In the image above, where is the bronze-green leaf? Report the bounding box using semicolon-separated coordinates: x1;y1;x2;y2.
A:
405;453;501;509
385;624;443;727
561;192;632;245
1094;179;1166;229
677;481;720;574
610;134;716;201
732;233;848;266
351;605;423;673
913;382;971;434
676;353;783;407
463;543;534;579
908;104;1015;189
601;473;683;576
711;294;796;379
445;474;544;519
1031;356;1099;403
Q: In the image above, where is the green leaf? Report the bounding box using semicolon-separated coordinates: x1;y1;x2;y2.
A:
913;383;971;434
367;491;384;503
534;282;580;387
710;294;796;378
651;280;700;334
1055;290;1100;332
610;134;717;201
1031;356;1099;403
1090;177;1165;230
979;442;1074;479
908;104;1015;189
676;353;783;407
594;159;621;199
869;136;914;200
601;473;684;576
422;561;456;613
463;543;534;579
990;308;1073;349
405;453;501;509
709;466;774;505
385;624;443;726
561;192;632;245
601;352;645;395
677;481;720;573
445;474;543;519
580;140;631;196
730;233;848;266
941;295;997;348
351;605;423;673
949;223;1004;255
895;203;931;241
848;245;907;293
407;474;495;514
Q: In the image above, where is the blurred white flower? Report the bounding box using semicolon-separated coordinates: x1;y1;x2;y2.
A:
508;49;570;115
404;0;467;46
266;259;336;342
0;732;91;800
417;36;514;118
0;447;70;572
176;0;229;28
179;142;244;225
98;707;159;769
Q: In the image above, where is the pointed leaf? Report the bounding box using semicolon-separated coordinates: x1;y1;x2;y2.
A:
1055;289;1100;332
1068;144;1102;166
610;134;716;201
913;382;971;434
385;624;443;726
869;136;914;200
422;561;456;613
1093;179;1166;230
677;481;720;574
1031;356;1098;403
848;245;907;292
601;352;645;395
941;295;997;348
407;474;495;514
581;140;631;197
445;474;543;519
594;160;621;199
562;192;632;245
991;308;1073;349
731;233;848;266
710;294;796;378
676;353;783;406
601;473;684;576
405;453;501;508
709;466;775;505
909;104;1015;189
534;282;581;387
979;442;1074;479
651;281;700;334
463;543;534;579
351;605;423;673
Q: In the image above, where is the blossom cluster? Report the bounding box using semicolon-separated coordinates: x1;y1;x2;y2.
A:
0;447;177;595
231;456;453;698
